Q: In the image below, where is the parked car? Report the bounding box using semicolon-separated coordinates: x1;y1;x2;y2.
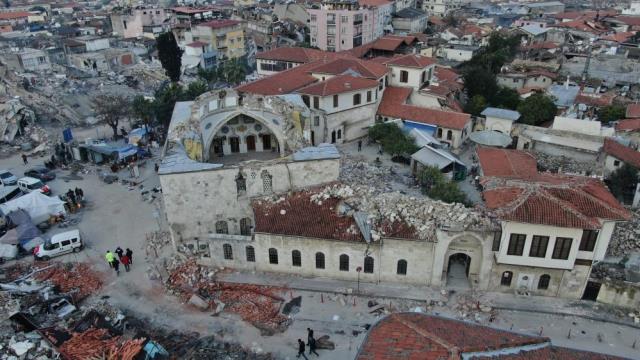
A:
33;229;83;260
17;177;51;196
0;170;17;186
24;167;55;182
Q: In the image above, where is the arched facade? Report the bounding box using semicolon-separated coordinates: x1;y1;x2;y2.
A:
432;231;493;289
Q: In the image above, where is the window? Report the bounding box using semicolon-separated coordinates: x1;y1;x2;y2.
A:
400;70;409;83
437;128;442;138
507;234;526;256
341;15;349;23
337;129;342;139
529;235;549;258
246;246;255;262
314;116;320;126
366;90;372;102
538;274;550;290
240;218;252;236
292;250;302;267
215;221;228;234
61;240;71;247
614;160;620;167
223;244;233;260
379;79;383;90
310;15;316;22
268;248;278;264
501;271;513;286
580;230;598;252
552;237;572;260
316;252;325;269
235;173;246;193
492;231;501;251
261;170;272;193
333;94;339;108
313;96;319;109
421;71;426;83
353;93;361;106
364;256;374;273
397;259;407;275
446;130;452;140
339;254;349;271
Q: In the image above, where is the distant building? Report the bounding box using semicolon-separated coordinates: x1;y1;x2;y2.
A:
15;48;50;72
308;0;378;52
421;0;464;18
392;8;428;34
438;44;479;62
186;20;245;60
110;7;172;39
0;11;31;28
182;41;217;71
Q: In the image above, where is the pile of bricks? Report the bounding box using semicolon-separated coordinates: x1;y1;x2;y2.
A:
167;260;289;332
58;328;145;360
34;263;103;301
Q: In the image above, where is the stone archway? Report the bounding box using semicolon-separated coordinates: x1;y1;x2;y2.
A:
441;234;484;289
447;253;471;289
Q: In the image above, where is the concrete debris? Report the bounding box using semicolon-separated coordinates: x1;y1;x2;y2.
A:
0;99;36;143
608;208;640;257
9;339;34;356
145;231;172;257
188;294;210;311
533;151;600;176
34;263;103;302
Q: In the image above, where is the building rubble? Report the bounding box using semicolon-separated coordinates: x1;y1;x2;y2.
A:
607;208;640;257
165;259;290;335
532;151;601;176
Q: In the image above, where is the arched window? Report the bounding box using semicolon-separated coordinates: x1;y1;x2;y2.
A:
339;254;349;271
437;128;443;138
215;221;228;234
268;248;278;264
315;252;325;269
261;170;272;193
240;218;252;236
292;250;301;267
538;274;550;290
501;271;513;286
235;173;246;194
397;260;407;275
446;130;453;140
223;244;233;260
364;256;374;273
246;246;255;262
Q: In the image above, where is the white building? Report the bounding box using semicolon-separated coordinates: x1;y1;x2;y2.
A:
15;48;50;72
481;107;520;133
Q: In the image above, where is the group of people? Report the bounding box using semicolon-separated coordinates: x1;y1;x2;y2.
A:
297;328;320;359
65;188;84;210
104;247;133;276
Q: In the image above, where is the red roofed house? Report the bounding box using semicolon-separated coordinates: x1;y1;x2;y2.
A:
0;11;31;27
357;313;626;359
477;147;630;299
602;137;640;173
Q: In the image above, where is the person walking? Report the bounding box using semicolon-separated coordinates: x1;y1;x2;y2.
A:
105;251;115;268
296;339;308;359
308;335;319;357
75;187;83;202
307;328;314;343
22;154;28;165
121;254;131;272
112;258;120;276
125;248;133;264
115;247;124;259
357;140;362;152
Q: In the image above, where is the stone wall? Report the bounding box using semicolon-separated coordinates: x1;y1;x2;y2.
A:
596;281;640;308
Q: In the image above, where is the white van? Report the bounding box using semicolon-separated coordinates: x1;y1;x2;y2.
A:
17;177;51;196
33;229;83;260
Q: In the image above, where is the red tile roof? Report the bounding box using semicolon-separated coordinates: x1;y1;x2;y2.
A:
378;87;471;130
199;19;241;29
575;92;615;107
600;31;635;43
0;11;31;20
256;47;342;63
236;61;321;95
616;118;640;131
603;137;640;168
477;147;538;178
626;103;640;118
297;74;378;96
356;313;550;360
434;66;460;83
385;54;436;68
310;58;388;78
553;19;608;34
613;15;640;27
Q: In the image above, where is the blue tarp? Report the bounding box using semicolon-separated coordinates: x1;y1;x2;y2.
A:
86;144;138;160
401;120;437;134
6;210;41;246
63;128;73;143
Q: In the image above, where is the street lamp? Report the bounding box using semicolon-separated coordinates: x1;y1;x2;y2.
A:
356;266;362;294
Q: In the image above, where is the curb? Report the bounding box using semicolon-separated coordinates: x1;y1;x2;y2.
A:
493;306;640;330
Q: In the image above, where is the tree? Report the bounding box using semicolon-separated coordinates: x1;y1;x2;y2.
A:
197;67;218;84
368;123;419;156
417;166;468;205
494;87;521;110
156;32;183;82
607;163;639;204
93;94;130;139
131;95;154;130
222;58;247;85
185;80;208;100
597;105;626;123
465;95;487;116
463;66;499;102
153;83;187;128
517;93;557;125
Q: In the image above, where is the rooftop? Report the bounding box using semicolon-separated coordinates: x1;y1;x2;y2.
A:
384;54;436;68
199;19;241;29
297;74;378;96
477;147;537;178
615;118;640;132
481;107;521;121
394;8;427;19
626;103;640;118
0;11;31;20
603;137;640;168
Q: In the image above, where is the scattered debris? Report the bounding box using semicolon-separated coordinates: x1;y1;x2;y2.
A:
608;208;640;257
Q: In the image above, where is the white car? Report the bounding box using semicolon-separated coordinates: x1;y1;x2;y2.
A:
0;170;17;186
33;229;83;260
17;177;51;196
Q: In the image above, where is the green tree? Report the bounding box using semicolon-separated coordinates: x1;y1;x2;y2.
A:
131;95;154;130
607;163;639;204
92;94;131;139
368;123;419;156
156;32;183;82
153;83;187;128
197;66;218;83
185;80;208;100
597;105;626;123
494;87;521;110
465;95;487;116
517;93;557;126
463;66;499;102
417;166;468;204
222;58;247;85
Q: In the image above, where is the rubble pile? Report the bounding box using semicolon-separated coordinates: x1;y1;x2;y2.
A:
166;260;289;333
34;263;103;301
309;183;496;240
451;292;497;323
339;157;413;192
591;262;626;281
145;230;172;256
58;328;145;360
533;151;599;175
607;208;640;257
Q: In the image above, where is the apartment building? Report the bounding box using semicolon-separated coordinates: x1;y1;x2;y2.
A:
110;6;172;39
186;20;245;60
308;0;376;52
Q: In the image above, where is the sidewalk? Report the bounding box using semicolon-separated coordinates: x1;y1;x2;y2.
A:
218;271;447;302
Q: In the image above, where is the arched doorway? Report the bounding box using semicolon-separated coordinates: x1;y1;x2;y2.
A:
446;253;471;289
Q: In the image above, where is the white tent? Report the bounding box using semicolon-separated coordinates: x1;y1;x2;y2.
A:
0;192;66;224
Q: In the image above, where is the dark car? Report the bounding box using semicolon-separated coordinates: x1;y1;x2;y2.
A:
24;167;56;182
